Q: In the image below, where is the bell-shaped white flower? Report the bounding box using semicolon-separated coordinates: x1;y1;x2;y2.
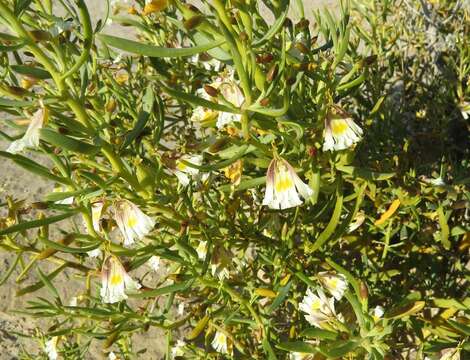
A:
299;288;336;328
262;158;313;210
174;154;203;186
191;71;244;129
318;272;348;301
323;111;363;152
211;331;229;354
196;240;208;260
100;256;141;304
114;200;155;246
45;337;58;360
440;348;461;360
7;108;47;154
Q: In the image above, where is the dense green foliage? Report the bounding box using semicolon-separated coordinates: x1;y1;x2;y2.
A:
0;0;468;359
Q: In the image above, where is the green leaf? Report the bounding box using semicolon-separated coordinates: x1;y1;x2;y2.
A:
267;281;292;314
437;205;450;250
14;0;33;16
161;84;241;114
0;211;78;236
308;181;344;253
336;165;395;181
37;267;60;299
252;6;289;47
11;65;51;79
40;129;100;155
121;86;154;149
447;320;470;336
319;340;358;358
276;341;317;353
17;264;67;296
299;328;338;340
129;280;192;299
385;301;425;319
98;34;225;58
39;237;100;254
0;97;32;107
262;338;279;360
218;175;266;192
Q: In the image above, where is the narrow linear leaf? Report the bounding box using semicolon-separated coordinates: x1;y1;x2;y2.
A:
129;280;192;299
98;34;225;58
40;128;100;155
0;211;78;236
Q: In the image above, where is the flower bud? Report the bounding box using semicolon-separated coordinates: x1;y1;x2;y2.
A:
29;30;52;42
143;0;168;15
204;84;218;97
106;98;117;113
184;15;204;30
6;85;28;97
260;98;270;107
266;64;278;83
295;42;309;54
31;202;49;210
359;281;368;300
20;76;38;89
128;6;137;15
239;31;248;42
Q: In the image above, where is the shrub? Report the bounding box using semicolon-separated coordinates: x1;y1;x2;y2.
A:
0;0;468;359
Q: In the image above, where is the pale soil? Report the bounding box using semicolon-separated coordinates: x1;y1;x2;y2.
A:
0;1;337;359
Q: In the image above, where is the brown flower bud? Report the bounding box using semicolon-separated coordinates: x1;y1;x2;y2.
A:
7;85;28;97
266;64;278;82
106;98;117;113
184;15;204;30
295;42;309;54
29;30;52;42
128;6;138;15
260;98;270;107
360;281;368;300
296;19;310;29
31;202;49;210
239;31;248;42
204;84;218;97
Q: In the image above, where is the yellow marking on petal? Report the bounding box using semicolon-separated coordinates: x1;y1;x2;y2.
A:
331;120;348;135
275;176;293;192
176;161;187;171
328;278;339;289
311;299;321;311
127;214;138;228
375;199;401;225
110;273;123;286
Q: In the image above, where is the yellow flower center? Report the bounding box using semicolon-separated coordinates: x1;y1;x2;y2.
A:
126;214;138;228
176;161;187;171
110;273;123;286
311;299;321;311
274;166;293;193
327;278;339;289
331;120;348;135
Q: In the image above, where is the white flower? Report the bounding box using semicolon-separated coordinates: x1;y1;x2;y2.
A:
190;54;222;71
262;157;313;210
348;211;365;233
211;264;230;281
299;288;336;328
7;108;47;154
100;256;141;303
108;352;117;360
196;241;208;260
91;200;104;232
459;100;470;119
191;72;244;129
171;340;186;358
174;154;203;186
147;255;161;272
211;331;229;354
87;247;102;258
177;302;185;316
318;272;348;301
373;305;384;319
323;112;363;152
69;296;78;307
45;337;58;360
288;32;308;60
114;200;155;246
440;348;461;360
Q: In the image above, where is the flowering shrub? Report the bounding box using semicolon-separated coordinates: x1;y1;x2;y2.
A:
0;0;469;359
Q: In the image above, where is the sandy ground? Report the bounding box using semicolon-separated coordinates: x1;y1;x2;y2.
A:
0;1;337;358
